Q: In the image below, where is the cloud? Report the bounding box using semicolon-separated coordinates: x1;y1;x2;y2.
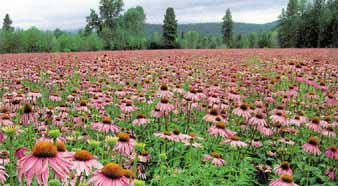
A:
0;0;288;30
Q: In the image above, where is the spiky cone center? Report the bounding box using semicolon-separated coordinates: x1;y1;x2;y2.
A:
211;152;222;159
123;169;136;179
141;151;149;156
281;161;290;169
0;107;9;113
160;84;168;91
136;114;145;119
0;151;9;159
307;137;319;146
281;175;293;183
190;89;197;94
117;132;130;142
74;150;93;161
163;131;172;136
102;163;125;179
330;145;337;152
32;141;57;158
188;132;197;138
125;100;132;106
240;103;249;111
210;108;219;116
56;141;67;152
276;111;284;117
1;113;10;120
327;92;334;99
277;105;284;110
173;129;180;135
32;89;40;93
216;121;226;129
139;93;145;97
23;104;32;113
102;117;112;124
160;98;169;104
230;135;241;141
311;117;320;124
255;113;264;119
80;100;87;106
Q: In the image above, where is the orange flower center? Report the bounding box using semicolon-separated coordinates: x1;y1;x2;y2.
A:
163;131;171;136
210;108;219;116
173;129;180;135
32;141;57;158
311;117;320;124
160;98;169;104
308;137;319;146
1;114;10;120
216;121;226;129
102;117;112;124
281;174;293;183
118;132;130;142
101;163;125;179
136;114;145;119
281;161;290;169
211;152;222;158
74;150;93;161
123;169;136;178
56;141;67;152
240;103;248;110
23;104;32;113
160;85;168;91
230;135;241;141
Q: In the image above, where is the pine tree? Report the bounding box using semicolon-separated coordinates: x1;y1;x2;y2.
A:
162;7;178;49
222;9;234;47
2;14;14;32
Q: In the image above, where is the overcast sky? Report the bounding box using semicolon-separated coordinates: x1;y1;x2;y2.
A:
0;0;288;30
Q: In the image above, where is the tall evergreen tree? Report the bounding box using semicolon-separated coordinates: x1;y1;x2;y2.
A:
2;14;14;32
222;9;234;47
162;7;178;49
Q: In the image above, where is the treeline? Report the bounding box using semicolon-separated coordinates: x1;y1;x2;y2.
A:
279;0;338;48
0;27;104;53
1;0;337;53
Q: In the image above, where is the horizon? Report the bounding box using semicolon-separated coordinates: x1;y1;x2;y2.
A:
0;0;287;30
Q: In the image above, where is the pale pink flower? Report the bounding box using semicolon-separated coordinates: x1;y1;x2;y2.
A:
203;152;226;166
87;163;129;186
274;161;293;176
17;141;72;186
269;175;298;186
302;137;321;155
113;132;135;155
63;150;103;176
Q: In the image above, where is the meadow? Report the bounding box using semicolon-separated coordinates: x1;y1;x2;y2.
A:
0;49;337;185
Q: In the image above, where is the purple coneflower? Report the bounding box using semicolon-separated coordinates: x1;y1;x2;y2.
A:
269;174;298;186
274;161;293;176
208;121;236;138
220;135;248;148
91;116;120;134
203;152;226;166
87;163;129;186
113;132;135;155
17;141;72;186
302;136;321;155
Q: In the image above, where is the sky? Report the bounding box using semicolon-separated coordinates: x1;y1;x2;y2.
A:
0;0;289;30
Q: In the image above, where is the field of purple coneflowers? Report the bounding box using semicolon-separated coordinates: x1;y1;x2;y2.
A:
0;49;337;186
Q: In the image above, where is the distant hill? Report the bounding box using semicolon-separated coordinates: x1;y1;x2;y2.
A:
145;21;278;38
